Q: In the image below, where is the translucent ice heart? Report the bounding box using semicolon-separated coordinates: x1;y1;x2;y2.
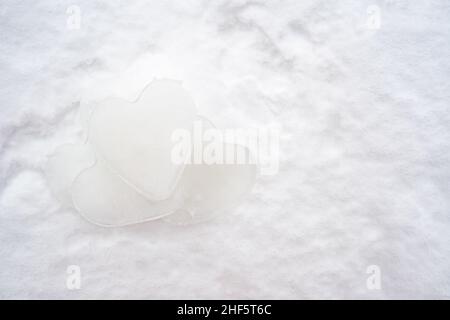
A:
164;144;257;225
164;118;256;225
89;80;196;201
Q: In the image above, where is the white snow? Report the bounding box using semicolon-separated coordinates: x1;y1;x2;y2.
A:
1;0;450;299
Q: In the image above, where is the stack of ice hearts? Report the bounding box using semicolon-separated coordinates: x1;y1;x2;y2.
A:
46;80;256;226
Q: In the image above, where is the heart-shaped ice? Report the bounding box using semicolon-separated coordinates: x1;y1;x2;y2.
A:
163;144;257;225
88;80;197;201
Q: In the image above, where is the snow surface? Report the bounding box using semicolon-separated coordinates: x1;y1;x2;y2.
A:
1;0;450;299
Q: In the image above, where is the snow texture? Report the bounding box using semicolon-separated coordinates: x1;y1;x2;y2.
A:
1;0;450;299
